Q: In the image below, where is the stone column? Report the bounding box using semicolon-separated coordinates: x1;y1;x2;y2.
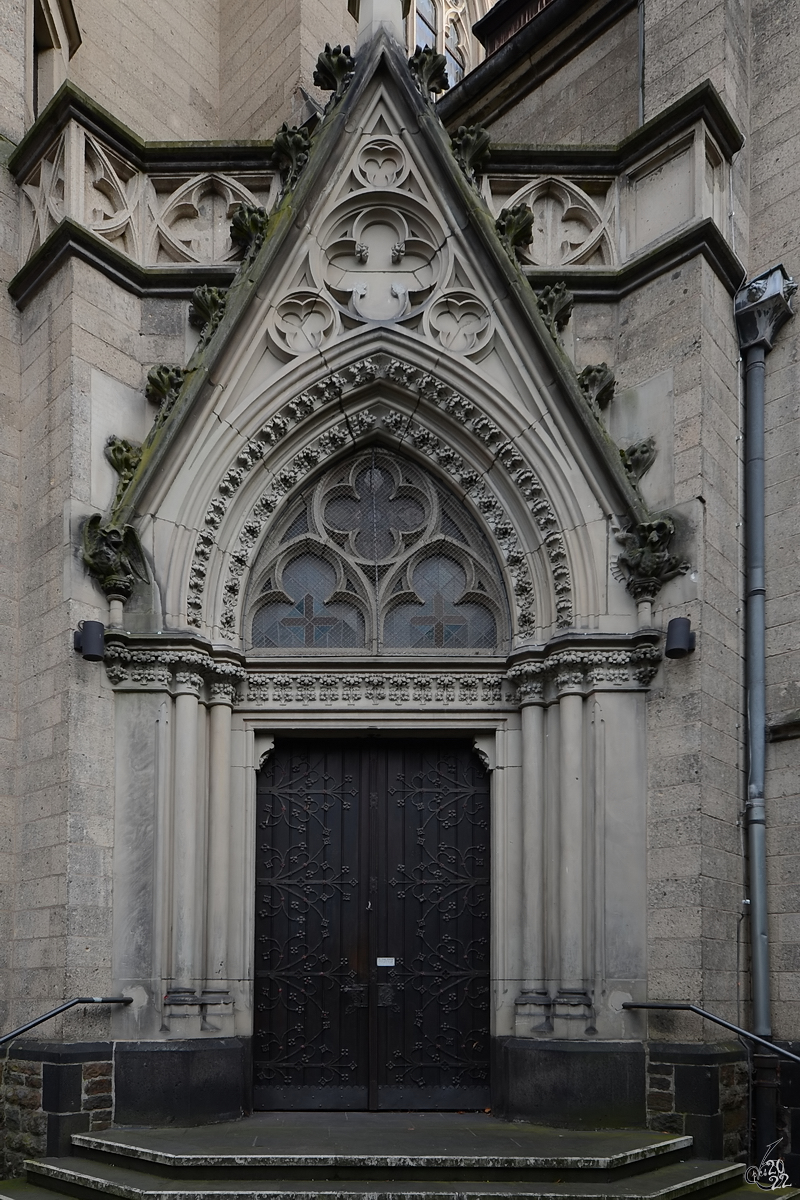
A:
554;667;591;1035
514;673;550;1035
203;679;236;1033
165;670;203;1026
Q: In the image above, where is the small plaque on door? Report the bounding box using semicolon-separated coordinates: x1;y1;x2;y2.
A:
376;957;395;967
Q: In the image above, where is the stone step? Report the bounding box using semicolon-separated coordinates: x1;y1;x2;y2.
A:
66;1132;696;1182
5;1155;756;1200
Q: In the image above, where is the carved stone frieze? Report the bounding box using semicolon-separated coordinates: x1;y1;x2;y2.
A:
19;122;277;269
82;514;148;600
103;644;245;693
104;436;142;511
245;671;511;708
507;640;662;702
614;517;690;601
408;46;450;97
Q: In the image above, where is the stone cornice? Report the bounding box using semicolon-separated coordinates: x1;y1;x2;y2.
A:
8;219;238;309
507;628;662;699
460;82;745;173
7;81;272;183
523;218;746;301
440;0;637;129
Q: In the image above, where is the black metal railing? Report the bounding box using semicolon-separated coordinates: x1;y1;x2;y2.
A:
0;996;133;1047
622;1000;800;1064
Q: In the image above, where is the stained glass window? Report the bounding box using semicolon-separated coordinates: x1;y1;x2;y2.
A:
246;449;510;655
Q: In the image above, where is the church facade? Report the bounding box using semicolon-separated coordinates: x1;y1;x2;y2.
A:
1;0;800;1179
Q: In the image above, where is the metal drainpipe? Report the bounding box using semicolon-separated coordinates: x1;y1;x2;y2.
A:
734;265;796;1159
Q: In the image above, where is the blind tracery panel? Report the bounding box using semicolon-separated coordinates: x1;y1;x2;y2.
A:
246;449;510;655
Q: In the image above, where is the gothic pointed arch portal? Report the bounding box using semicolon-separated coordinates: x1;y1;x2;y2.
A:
103;30;661;1110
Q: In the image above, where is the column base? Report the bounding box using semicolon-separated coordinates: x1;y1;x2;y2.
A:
114;1037;251;1125
492;1036;645;1127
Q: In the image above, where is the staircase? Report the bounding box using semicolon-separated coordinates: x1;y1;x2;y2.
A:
1;1112;797;1200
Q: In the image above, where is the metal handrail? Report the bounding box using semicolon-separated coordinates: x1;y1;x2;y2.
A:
622;1001;800;1065
0;996;133;1047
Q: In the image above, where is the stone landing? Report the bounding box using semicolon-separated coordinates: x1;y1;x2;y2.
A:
1;1112;799;1200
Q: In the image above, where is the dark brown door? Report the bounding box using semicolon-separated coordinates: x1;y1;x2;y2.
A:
253;737;491;1110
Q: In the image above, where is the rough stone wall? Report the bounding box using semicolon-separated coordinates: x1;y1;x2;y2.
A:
0;0;26;142
219;0;358;139
67;0;220;141
10;262;185;1040
485;8;639;145
749;0;800;1046
0;151;21;1042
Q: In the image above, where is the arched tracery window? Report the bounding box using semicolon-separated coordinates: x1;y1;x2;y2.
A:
405;1;487;84
245;448;510;655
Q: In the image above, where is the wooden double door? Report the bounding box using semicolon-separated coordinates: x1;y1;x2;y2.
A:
253;737;491;1110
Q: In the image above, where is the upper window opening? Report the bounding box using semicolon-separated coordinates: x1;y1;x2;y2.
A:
405;1;488;83
245;448;511;656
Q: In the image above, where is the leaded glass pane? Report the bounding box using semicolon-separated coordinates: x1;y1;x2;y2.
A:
252;554;365;648
247;447;511;654
383;555;496;648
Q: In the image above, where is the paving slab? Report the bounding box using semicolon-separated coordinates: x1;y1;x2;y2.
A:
71;1115;693;1169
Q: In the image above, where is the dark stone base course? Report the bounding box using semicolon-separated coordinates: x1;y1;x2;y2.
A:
114;1038;251;1126
646;1042;748;1163
778;1040;800;1186
491;1038;646;1128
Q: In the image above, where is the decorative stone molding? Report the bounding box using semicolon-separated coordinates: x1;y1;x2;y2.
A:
450;124;491;185
313;43;356;107
145;365;185;431
577;363;615;417
507;638;662;702
82;515;148;601
188;284;227;347
271;124;310;192
504;177;616;269
408;46;450;97
619;437;657;490
424;290;492;353
614;517;690;602
16;117;276;271
495;204;534;259
104;436;142;511
535;282;573;342
103;643;245;694
245;671;512;708
184;353;574;639
230;203;270;262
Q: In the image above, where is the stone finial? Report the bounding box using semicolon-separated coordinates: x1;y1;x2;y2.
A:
272;123;311;191
615;517;690;601
313;44;356;105
578;363;615;416
451;125;491;184
536;282;574;342
230;203;270;261
408;45;450;96
189;285;227;347
495;204;533;259
620;437;657;489
735;264;797;352
82;514;149;601
105;436;142;510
